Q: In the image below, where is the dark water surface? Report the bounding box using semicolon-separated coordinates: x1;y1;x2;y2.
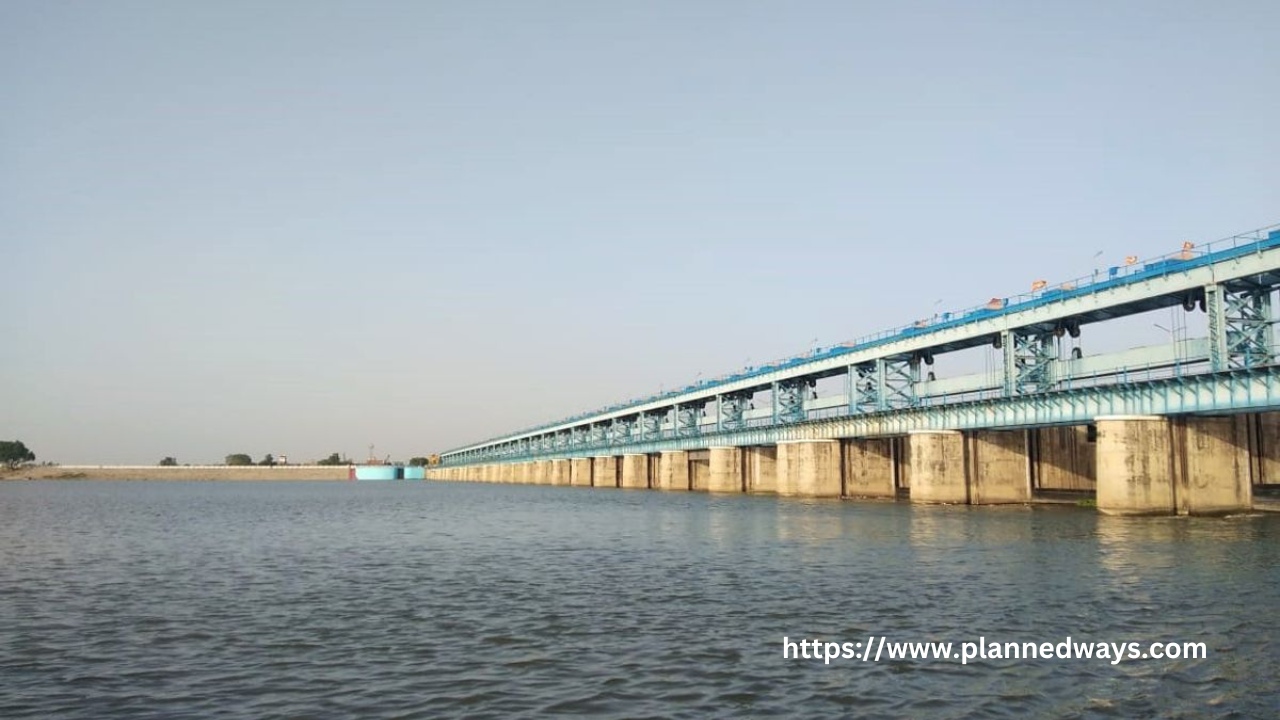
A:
1;480;1276;719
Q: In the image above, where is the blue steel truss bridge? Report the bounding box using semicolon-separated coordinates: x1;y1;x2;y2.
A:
430;223;1280;515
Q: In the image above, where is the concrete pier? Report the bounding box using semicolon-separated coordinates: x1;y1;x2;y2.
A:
593;456;619;488
550;459;570;486
1096;416;1174;515
620;454;649;489
570;457;593;487
842;438;895;498
432;409;1267;514
658;451;690;490
776;440;841;497
908;430;968;504
708;447;744;493
966;430;1031;504
745;446;778;493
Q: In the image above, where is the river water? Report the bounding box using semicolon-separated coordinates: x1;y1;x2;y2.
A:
0;480;1276;719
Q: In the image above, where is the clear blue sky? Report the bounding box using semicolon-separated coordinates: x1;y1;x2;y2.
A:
2;1;1277;464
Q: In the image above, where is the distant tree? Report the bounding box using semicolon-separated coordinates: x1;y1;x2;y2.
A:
158;456;178;466
259;454;275;466
409;457;430;467
1;440;36;469
316;453;346;466
225;453;253;466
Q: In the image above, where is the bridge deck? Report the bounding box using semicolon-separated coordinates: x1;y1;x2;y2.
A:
442;224;1280;464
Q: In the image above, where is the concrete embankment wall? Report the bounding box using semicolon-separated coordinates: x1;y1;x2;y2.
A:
4;465;352;481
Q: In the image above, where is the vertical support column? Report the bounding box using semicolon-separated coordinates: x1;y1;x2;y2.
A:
1207;281;1274;370
570;457;593;487
1096;416;1174;515
774;379;809;423
846;365;856;414
745;445;778;493
535;460;551;485
878;357;919;409
1207;283;1227;370
677;403;703;437
719;392;749;431
907;430;968;503
708;446;744;493
593;456;618;488
658;451;690;490
620;454;649;489
842;438;895;498
776;440;841;497
1003;331;1055;396
965;430;1031;504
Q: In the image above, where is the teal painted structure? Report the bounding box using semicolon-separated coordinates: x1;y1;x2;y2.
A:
354;465;399;481
440;223;1280;468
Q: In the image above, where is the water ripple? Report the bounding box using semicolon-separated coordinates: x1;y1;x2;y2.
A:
0;480;1277;718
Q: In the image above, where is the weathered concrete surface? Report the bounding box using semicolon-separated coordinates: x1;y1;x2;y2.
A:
1182;415;1252;515
908;430;968;504
658;451;690;491
593;456;618;488
534;460;551;485
620;454;650;489
842;438;895;498
1097;416;1175;515
745;446;777;493
777;440;841;497
550;459;571;486
570;458;593;487
708;447;744;493
1033;426;1096;491
967;430;1031;504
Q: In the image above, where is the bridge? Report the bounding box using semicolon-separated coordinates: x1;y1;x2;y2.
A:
427;223;1280;515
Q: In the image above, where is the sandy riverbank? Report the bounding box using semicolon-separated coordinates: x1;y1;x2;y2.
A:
1;465;352;481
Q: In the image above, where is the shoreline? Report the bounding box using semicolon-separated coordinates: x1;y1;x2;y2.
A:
1;465;352;481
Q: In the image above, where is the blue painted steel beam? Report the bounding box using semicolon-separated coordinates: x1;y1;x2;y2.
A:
441;224;1280;461
438;366;1280;466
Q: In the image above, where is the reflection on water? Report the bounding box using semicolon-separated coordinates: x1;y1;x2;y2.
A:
0;480;1276;719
